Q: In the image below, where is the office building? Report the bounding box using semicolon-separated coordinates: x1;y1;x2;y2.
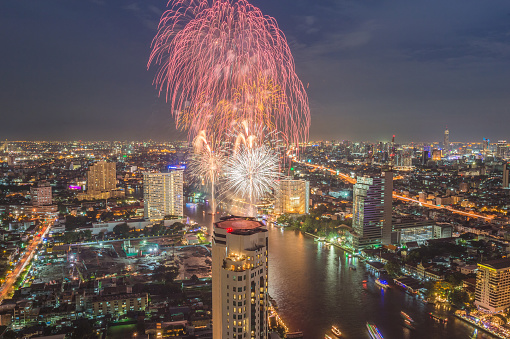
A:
212;216;268;339
350;169;393;250
30;181;52;206
497;140;508;158
421;151;429;165
78;161;124;200
432;149;442;161
444;128;449;151
503;163;509;189
275;179;310;215
143;171;184;220
475;259;510;313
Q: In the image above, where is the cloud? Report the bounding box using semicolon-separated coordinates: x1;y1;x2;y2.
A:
123;2;161;30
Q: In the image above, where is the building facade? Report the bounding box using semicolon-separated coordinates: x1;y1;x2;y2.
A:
92;292;148;316
212;216;268;339
475;259;510;313
143;171;184;220
275;179;310;215
350;170;393;251
30;181;52;206
503;163;509;189
78;161;124;200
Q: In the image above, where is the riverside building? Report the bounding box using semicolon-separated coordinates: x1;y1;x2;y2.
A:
275;179;310;215
349;169;393;251
475;258;510;313
212;216;268;339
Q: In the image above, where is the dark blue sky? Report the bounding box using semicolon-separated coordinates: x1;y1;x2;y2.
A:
1;0;510;142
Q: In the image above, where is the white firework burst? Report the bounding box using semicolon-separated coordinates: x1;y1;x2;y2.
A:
223;144;280;215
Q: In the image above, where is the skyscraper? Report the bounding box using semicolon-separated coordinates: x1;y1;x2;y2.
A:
503;163;509;189
443;128;449;151
350;169;393;250
275;179;310;215
30;181;52;206
143;171;184;220
212;216;268;339
475;258;510;313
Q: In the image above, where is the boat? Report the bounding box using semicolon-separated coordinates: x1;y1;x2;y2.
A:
366;322;384;339
331;325;342;337
400;311;414;323
429;312;448;323
403;319;415;330
375;278;390;289
325;335;332;339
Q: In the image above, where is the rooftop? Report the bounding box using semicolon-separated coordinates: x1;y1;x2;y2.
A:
214;216;264;231
478;258;510;270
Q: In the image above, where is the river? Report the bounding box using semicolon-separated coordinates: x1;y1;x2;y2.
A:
185;203;493;339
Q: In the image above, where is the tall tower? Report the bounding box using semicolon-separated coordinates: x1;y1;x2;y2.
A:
351;170;393;250
444;128;450;151
212;216;268;339
143;171;184;220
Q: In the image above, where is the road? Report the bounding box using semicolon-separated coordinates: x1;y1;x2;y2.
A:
293;156;493;221
0;223;51;302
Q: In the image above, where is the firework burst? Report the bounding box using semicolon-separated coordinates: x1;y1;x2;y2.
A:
222;144;280;216
148;0;310;144
188;131;225;214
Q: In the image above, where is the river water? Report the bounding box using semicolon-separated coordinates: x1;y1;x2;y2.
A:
185;203;492;339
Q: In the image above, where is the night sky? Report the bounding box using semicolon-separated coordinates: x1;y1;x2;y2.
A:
2;0;510;142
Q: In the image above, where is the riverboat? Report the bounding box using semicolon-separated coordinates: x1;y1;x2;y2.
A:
375;278;390;289
331;325;342;337
400;311;414;323
366;322;384;339
403;319;415;330
429;312;448;323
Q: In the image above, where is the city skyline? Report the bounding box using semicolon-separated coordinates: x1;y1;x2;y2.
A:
2;0;510;142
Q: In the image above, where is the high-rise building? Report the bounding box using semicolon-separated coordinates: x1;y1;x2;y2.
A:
212;216;268;339
475;258;510;313
421;150;429;165
350;169;393;250
30;181;52;206
497;140;508;158
482;138;490;155
432;149;442;161
275;179;310;215
87;161;117;192
503;163;509;189
143;171;183;220
78;161;123;200
444;128;449;151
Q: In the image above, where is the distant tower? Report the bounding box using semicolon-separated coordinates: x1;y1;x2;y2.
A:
444;128;450;151
503;163;509;189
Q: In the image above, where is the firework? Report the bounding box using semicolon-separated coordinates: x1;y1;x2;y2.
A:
188;131;225;214
148;0;310;144
222;144;280;216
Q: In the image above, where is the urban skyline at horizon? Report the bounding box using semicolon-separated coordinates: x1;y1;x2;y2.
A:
2;0;510;141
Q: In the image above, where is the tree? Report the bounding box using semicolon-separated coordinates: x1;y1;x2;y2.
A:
385;259;402;277
113;223;130;236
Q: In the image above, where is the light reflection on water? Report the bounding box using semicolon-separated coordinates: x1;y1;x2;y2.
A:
184;205;493;339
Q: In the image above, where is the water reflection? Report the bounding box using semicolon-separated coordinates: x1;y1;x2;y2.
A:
184;205;494;338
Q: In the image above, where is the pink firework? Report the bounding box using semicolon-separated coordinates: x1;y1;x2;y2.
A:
148;0;310;145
